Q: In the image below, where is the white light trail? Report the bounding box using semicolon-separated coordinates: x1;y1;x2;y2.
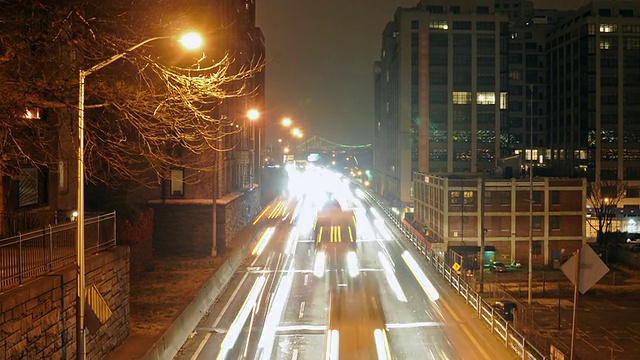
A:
256;260;295;360
217;276;266;360
313;251;326;278
401;251;440;302
284;227;299;256
346;251;359;278
324;329;340;360
373;329;392;360
252;227;275;256
377;252;407;302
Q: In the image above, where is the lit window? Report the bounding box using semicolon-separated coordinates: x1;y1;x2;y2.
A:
170;169;184;196
58;160;68;193
600;40;611;49
477;92;496;105
452;91;471;104
22;107;41;120
500;92;508;109
599;24;617;33
429;20;448;30
463;191;475;205
508;70;522;80
525;149;539;161
626;38;640;50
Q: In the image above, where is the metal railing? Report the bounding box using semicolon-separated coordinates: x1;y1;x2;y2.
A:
0;211;116;292
368;192;548;360
0;209;74;238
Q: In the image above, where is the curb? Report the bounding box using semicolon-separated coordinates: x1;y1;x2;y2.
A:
142;226;259;360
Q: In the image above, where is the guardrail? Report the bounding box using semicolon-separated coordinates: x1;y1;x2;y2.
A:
0;212;116;292
368;192;547;360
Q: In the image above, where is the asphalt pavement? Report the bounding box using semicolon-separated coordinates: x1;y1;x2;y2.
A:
175;183;518;360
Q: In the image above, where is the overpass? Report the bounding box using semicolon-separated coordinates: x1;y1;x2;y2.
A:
294;135;371;153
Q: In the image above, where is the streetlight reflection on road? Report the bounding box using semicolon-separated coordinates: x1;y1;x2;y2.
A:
76;32;202;359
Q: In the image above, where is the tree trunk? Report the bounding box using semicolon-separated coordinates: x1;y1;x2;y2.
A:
0;175;5;237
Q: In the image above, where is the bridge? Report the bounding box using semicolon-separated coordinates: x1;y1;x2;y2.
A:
294;135;371;152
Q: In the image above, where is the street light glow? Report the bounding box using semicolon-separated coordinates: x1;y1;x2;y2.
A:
178;32;203;50
282;117;292;127
247;109;260;121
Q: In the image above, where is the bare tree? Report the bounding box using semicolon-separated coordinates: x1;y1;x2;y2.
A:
587;180;626;245
0;0;263;189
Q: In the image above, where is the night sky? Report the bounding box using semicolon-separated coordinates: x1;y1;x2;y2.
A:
256;0;587;146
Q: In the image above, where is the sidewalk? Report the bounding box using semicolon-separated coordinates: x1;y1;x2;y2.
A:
107;222;262;360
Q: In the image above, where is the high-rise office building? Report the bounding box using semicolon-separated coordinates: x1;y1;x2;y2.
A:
375;0;640;206
547;0;640;199
374;0;509;205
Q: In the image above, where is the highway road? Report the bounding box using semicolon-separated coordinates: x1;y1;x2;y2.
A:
175;167;516;360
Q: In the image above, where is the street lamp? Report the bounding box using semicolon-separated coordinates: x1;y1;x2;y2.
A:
247;109;260;189
282;117;292;127
76;32;202;359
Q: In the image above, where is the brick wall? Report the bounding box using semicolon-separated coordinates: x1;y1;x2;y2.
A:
0;246;129;359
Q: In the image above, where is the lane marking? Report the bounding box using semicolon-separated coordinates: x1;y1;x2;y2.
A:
308;249;311;256
439;298;492;360
292;349;299;360
277;324;327;333
299;301;306;319
304;274;309;286
191;253;261;360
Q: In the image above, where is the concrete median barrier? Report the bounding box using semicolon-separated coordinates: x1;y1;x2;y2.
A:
142;232;256;360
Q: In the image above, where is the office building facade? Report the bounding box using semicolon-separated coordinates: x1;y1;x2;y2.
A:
374;0;510;205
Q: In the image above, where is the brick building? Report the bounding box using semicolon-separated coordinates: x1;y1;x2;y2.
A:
413;173;586;266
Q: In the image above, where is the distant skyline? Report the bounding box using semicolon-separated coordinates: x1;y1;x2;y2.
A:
256;0;588;146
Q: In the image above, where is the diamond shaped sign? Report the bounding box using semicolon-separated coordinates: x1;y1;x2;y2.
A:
560;244;610;294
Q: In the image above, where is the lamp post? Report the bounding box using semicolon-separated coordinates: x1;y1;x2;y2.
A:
527;84;534;305
247;109;260;189
75;32;202;359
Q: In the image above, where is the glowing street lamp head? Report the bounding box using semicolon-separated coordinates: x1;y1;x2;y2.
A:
278;138;283;143
178;32;203;50
284;147;290;154
247;109;260;121
282;117;292;127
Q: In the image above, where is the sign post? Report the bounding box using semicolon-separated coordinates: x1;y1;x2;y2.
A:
560;244;609;359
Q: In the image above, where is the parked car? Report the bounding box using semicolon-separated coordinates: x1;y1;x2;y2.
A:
493;300;517;321
489;261;506;272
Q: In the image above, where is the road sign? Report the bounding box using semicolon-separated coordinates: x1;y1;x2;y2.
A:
452;262;461;272
85;285;112;333
560;244;609;294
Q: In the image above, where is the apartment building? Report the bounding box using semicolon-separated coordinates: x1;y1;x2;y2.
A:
413;174;586;265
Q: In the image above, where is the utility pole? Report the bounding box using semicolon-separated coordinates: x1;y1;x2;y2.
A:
527;84;534;305
479;175;486;293
211;140;219;257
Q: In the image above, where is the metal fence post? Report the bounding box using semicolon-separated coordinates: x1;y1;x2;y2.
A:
48;225;53;271
18;233;23;284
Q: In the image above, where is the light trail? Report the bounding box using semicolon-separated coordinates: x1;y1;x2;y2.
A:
378;251;407;302
216;276;266;360
373;329;392;360
252;227;275;256
401;251;440;301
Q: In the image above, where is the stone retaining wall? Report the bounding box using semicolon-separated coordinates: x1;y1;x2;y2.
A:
152;188;261;256
0;247;130;359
